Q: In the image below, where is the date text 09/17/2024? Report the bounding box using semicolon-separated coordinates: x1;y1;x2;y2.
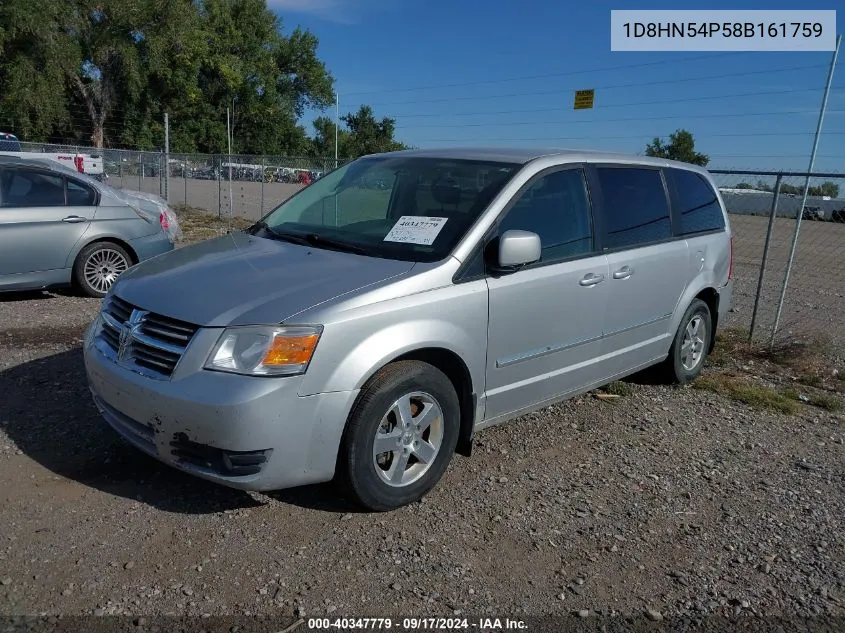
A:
306;617;528;630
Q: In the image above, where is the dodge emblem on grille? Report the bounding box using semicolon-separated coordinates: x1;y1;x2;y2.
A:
117;309;148;361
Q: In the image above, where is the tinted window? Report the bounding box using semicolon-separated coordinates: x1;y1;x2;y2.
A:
67;179;96;206
0;169;65;207
499;168;593;263
666;168;725;235
597;167;671;249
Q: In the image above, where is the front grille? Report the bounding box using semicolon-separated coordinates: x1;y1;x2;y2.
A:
97;295;199;379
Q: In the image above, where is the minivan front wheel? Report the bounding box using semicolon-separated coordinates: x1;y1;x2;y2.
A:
660;299;712;385
337;361;459;511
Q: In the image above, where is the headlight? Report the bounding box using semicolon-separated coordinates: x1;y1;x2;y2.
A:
204;325;322;376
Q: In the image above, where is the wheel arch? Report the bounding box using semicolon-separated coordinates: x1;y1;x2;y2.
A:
391;347;476;457
68;235;139;270
694;287;720;353
343;347;476;459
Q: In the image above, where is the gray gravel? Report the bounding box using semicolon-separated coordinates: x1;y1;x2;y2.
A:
1;222;844;625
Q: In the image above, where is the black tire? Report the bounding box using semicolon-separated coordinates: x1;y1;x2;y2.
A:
658;299;712;385
336;360;460;511
72;241;133;298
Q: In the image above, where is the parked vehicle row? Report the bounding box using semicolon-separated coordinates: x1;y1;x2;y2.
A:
105;159;325;184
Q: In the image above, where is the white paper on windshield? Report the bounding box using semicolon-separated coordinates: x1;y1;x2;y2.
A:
383;216;448;246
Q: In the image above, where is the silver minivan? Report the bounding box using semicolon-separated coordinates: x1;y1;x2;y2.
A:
83;148;733;510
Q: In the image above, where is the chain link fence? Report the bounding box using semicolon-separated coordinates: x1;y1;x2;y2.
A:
15;142;346;220
10;142;845;351
711;169;845;351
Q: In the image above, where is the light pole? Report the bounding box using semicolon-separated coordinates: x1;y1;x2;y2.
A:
334;91;339;168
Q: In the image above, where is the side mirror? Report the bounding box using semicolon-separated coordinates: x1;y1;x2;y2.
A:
497;230;541;269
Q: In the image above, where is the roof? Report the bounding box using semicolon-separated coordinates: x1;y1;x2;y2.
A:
365;146;711;172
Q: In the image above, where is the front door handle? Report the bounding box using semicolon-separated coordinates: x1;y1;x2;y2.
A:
612;266;634;280
579;272;605;287
62;215;87;223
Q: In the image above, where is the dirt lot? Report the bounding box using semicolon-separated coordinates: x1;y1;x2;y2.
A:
1;210;844;630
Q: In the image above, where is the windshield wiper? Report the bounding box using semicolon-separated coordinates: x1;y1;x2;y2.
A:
255;225;368;255
250;222;308;244
301;233;369;255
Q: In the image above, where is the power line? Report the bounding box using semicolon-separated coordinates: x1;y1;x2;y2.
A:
394;91;844;129
340;52;743;96
412;128;845;143
396;108;845;133
362;64;829;108
390;85;845;120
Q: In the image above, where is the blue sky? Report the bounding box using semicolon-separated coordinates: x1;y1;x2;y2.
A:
268;0;845;173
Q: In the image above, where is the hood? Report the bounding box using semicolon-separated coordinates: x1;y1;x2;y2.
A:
110;231;415;327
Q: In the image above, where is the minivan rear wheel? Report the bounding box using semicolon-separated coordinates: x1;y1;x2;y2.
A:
336;361;459;511
659;299;712;385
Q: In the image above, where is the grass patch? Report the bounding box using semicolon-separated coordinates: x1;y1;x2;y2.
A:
601;380;634;397
796;373;823;388
174;205;252;244
694;373;799;415
707;328;751;367
805;392;843;412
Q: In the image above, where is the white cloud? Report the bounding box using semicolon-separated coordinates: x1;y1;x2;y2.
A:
266;0;360;24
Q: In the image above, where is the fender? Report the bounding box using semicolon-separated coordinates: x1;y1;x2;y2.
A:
296;280;489;403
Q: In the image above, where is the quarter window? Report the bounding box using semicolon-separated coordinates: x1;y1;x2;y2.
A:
596;167;671;249
67;179;96;206
665;168;725;235
498;168;593;263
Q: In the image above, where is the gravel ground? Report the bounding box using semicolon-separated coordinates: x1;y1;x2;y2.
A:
1;212;844;631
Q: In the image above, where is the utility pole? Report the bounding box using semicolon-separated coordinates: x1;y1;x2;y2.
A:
334;91;339;168
231;97;236;154
226;107;233;218
163;112;170;203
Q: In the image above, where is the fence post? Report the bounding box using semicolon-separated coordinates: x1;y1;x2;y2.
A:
184;154;188;207
748;173;782;343
770;33;841;349
138;152;142;191
260;155;265;216
217;155;222;220
164;112;170;203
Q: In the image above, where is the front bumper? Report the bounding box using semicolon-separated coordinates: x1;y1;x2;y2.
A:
83;321;359;491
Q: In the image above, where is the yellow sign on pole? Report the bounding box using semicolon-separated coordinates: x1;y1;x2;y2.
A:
574;89;595;110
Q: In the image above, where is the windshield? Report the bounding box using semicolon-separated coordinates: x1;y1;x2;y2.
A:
254;155;521;262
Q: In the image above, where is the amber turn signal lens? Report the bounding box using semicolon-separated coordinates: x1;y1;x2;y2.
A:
261;333;320;366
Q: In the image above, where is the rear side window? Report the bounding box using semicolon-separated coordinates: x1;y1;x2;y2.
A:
596;167;671;249
0;168;65;207
665;168;725;235
67;179;96;206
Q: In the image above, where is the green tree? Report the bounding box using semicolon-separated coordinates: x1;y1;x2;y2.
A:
0;0;336;154
645;129;709;166
811;181;839;198
312;105;408;159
